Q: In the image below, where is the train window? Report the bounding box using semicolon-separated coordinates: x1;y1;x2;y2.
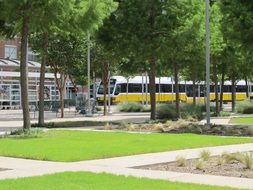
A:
97;79;116;94
120;84;127;93
210;85;214;92
222;85;231;92
128;84;142;93
161;84;172;92
236;85;246;92
179;84;185;92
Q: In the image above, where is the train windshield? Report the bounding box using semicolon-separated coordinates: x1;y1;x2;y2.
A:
97;79;116;95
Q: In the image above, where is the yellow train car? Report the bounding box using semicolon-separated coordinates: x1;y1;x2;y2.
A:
96;76;252;104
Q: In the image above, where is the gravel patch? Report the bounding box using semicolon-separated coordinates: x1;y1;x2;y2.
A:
138;152;253;179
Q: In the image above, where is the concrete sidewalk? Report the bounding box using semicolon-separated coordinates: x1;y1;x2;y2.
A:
0;112;150;131
200;117;231;125
0;143;253;189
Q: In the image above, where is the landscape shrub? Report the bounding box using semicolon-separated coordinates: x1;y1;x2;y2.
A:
181;104;204;120
236;100;253;114
118;102;144;112
9;128;44;138
156;104;177;120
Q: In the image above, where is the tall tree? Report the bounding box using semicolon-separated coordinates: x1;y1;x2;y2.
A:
1;1;47;130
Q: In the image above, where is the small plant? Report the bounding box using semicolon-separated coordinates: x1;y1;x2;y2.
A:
104;123;112;130
200;150;211;161
153;123;164;132
221;152;234;163
217;156;226;166
218;111;231;117
96;106;102;112
195;159;205;170
9;128;44;138
127;124;136;131
239;152;253;169
176;156;186;167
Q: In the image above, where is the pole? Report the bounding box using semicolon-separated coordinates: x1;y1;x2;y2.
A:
145;72;148;106
205;0;211;126
86;33;92;117
93;72;96;100
107;65;112;115
141;73;144;105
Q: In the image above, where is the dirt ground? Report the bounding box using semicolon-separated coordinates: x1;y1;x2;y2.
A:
138;154;253;179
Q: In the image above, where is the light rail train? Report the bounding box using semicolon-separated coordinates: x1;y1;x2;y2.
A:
96;76;253;104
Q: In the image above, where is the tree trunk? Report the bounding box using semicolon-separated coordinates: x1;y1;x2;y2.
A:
38;32;48;126
173;62;180;118
219;64;225;110
149;56;156;120
231;77;236;112
102;62;108;115
126;78;129;102
60;87;64;118
245;76;249;98
20;14;31;130
213;62;219;114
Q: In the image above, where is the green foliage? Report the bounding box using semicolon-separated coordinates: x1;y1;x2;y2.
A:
156;104;177;120
8;128;44;138
156;104;216;121
235;100;253;114
181;104;204;120
118;102;144;112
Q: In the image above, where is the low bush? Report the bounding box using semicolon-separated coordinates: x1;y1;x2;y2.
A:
156;104;177;120
181;104;204;120
118;102;144;112
236;100;253;114
9;128;44;138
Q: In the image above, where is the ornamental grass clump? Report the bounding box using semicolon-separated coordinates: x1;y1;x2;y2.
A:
239;152;253;169
104;123;113;130
176;156;186;167
195;159;205;170
217;156;226;166
200;150;211;161
153;123;164;132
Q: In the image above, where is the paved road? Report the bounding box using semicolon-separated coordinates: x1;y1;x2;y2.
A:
0;109;150;132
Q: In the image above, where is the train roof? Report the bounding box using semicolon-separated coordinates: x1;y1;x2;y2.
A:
111;76;173;84
111;76;251;86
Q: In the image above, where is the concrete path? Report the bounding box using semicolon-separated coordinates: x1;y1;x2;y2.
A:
0;112;150;131
1;143;253;189
200;117;231;125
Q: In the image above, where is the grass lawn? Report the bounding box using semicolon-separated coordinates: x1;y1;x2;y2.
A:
0;172;238;190
0;130;253;162
230;117;253;124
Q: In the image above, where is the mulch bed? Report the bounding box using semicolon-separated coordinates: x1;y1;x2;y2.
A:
137;154;253;179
